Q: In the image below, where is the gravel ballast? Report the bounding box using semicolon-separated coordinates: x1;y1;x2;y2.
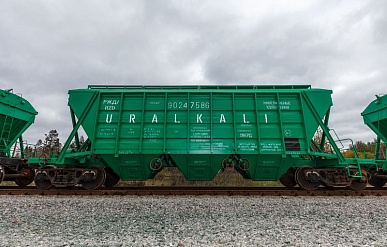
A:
0;195;386;246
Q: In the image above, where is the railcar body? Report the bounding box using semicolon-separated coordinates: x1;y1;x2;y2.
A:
0;89;37;185
31;85;375;190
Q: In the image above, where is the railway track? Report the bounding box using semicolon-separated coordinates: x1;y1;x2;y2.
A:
0;186;387;196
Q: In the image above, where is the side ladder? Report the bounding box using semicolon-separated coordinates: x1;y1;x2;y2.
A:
1;102;16;153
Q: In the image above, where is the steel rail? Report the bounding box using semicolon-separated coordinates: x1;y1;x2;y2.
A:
0;186;386;196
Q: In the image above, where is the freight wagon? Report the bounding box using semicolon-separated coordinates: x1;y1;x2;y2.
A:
28;85;386;191
362;94;387;187
0;89;37;186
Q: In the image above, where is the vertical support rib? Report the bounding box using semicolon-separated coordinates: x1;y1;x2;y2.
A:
254;92;261;153
299;93;310;153
276;93;286;155
232;92;237;153
210;92;213;154
139;92;146;154
187;93;190;154
114;93;124;157
90;92;102;154
163;93;168;153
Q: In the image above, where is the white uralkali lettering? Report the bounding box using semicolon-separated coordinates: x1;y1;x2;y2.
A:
197;114;202;123
243;114;249;123
152;114;158;123
174;114;180;123
129;114;136;123
106;114;112;123
220;114;226;123
125;112;253;124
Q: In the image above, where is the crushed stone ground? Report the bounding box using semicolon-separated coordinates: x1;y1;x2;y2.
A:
0;196;385;246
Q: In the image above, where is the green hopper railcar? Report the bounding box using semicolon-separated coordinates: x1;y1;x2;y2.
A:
31;85;373;190
0;89;38;185
362;94;387;187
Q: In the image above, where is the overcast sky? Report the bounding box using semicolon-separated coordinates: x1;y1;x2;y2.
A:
1;0;386;145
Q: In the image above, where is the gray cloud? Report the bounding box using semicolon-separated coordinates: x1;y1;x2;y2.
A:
0;0;386;144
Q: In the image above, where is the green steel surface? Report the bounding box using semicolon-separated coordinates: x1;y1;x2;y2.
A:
0;89;37;155
59;85;343;181
362;94;387;143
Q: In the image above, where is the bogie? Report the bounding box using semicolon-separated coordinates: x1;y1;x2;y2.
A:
34;165;107;190
293;167;369;191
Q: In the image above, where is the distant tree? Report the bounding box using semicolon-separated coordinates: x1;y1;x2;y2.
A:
24;146;34;158
344;139;386;159
311;127;331;153
69;135;85;151
36;130;62;157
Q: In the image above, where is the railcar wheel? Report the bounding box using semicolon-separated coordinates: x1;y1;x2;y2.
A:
279;168;297;188
35;166;55;190
368;170;386;188
295;166;320;191
82;166;106;190
349;170;368;191
15;168;35;187
104;168;120;187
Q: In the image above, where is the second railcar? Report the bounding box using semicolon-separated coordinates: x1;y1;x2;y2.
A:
362;94;387;187
0;89;37;185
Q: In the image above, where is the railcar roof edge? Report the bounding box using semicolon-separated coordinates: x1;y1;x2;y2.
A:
0;89;37;115
361;94;387;116
86;85;313;90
